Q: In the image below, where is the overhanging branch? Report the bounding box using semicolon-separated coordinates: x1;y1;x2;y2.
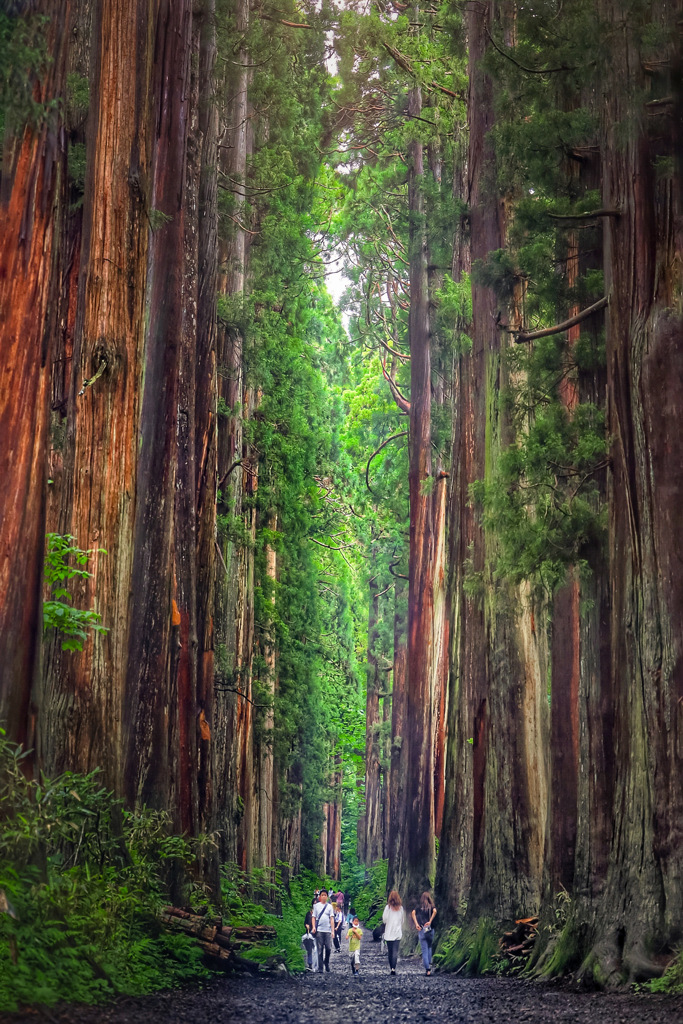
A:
549;209;621;222
513;296;608;343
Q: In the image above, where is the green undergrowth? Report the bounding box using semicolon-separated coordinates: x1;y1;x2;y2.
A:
342;858;387;929
0;729;345;1009
0;730;212;1013
434;919;503;976
221;863;328;974
643;949;683;994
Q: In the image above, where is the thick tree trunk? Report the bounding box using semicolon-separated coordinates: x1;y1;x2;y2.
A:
124;0;194;811
388;605;407;873
194;0;218;864
38;0;154;790
437;0;549;926
255;516;277;872
391;81;437;903
579;0;683;983
0;1;71;745
436;119;479;922
327;752;342;880
213;0;255;867
381;686;392;858
426;133;449;841
363;577;382;866
546;223;581;895
169;7;202;838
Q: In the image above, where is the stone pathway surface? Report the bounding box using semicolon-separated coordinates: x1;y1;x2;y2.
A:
3;924;683;1023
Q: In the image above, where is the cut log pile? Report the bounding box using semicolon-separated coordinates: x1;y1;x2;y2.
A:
160;906;278;972
500;916;538;963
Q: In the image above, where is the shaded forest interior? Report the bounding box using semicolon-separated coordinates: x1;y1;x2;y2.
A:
0;0;682;1004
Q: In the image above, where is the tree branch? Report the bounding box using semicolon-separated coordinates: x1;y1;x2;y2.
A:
513;296;608;343
381;354;411;413
548;209;621;222
261;16;314;28
366;431;409;493
485;24;578;75
214;686;271;708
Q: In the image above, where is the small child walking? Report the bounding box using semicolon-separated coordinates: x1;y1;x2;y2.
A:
347;916;362;976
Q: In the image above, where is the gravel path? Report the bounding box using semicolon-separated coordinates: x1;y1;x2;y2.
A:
3;926;682;1024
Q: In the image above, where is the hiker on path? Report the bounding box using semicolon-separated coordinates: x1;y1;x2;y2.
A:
333;902;344;951
382;890;405;975
303;899;317;971
411;892;437;975
313;889;335;973
347;915;363;976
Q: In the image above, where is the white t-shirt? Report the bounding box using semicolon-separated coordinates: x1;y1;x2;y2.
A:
314;901;334;933
382;905;405;941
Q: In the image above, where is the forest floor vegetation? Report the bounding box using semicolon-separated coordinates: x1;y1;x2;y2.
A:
0;732;333;1013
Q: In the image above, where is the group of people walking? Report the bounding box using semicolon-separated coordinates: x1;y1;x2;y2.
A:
303;888;350;973
382;889;436;976
302;886;437;977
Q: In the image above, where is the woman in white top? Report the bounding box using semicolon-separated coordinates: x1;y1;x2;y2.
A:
382;890;405;974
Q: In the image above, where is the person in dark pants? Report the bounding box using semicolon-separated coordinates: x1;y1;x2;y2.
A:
333;902;344;951
303;899;317;970
382;890;405;975
313;889;335;972
411;892;437;975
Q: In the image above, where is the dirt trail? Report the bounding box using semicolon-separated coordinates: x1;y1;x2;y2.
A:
3;926;682;1023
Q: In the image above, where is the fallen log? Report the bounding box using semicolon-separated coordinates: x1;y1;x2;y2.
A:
159;907;278;975
214;929;234;951
160;912;217;942
231;924;277;942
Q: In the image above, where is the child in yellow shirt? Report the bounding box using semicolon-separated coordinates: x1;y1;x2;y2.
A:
347;916;362;975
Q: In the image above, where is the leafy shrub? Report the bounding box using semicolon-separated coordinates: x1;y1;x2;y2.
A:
0;729;211;1012
220;862;323;973
43;533;107;652
645;949;683;994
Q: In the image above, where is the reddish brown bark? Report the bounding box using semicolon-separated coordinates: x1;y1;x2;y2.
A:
254;516;277;870
327;752;342;880
362;577;382;866
578;0;683;982
548;577;580;892
195;0;218;854
547;228;581;895
392;81;437;902
124;0;194;811
213;0;255;868
381;687;392;858
437;1;549;925
38;0;155;790
0;1;71;745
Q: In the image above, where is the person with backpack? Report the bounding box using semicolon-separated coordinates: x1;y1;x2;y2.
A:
411;891;437;975
382;890;405;975
312;888;335;973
